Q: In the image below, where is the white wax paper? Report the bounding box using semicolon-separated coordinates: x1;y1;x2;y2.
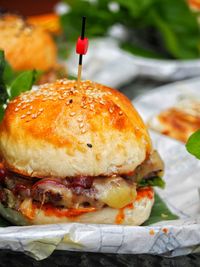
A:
1;78;200;260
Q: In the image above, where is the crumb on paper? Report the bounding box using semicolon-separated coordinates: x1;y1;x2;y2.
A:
162;228;169;234
149;229;155;235
161;213;169;218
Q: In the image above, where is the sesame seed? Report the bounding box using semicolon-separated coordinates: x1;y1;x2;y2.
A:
21;115;26;119
32;114;37;119
77;117;83;122
81;129;86;134
70;112;76;116
27;111;31;115
109;108;113;113
79;123;84;128
39;108;44;112
119;111;123;115
100;100;105;105
15;108;19;112
83;106;87;109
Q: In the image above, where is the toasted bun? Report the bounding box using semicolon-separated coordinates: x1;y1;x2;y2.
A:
0;15;56;71
0;189;154;226
0;79;152;178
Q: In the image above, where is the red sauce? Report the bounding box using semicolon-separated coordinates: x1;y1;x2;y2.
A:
42;204;97;218
136;187;154;201
115;208;125;224
115;202;134;224
162;228;168;234
115;187;154;224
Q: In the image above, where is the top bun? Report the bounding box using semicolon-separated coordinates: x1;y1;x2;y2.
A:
0;15;56;71
0;80;152;178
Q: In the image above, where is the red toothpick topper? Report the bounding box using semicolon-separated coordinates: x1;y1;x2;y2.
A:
76;16;88;87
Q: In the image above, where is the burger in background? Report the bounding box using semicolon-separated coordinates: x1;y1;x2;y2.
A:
0;14;66;84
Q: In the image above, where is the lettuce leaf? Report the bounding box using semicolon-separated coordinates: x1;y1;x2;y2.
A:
186;130;200;160
143;192;178;225
138;176;166;189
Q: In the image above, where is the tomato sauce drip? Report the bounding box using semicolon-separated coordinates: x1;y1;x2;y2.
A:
136;187;154;201
42;204;97;218
115;187;154;224
115;202;134;224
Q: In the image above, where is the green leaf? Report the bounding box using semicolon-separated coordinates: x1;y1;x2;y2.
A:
186;130;200;160
3;61;15;85
0;216;11;227
0;104;5;122
0;50;9;104
138;176;166;189
9;70;37;100
143;193;179;225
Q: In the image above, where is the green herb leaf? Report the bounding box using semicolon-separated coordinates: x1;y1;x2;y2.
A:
143;192;179;225
0;215;11;227
9;70;38;100
3;61;15;85
0;50;9;104
138;176;166;189
186;130;200;160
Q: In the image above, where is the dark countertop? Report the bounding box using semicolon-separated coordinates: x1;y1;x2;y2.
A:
1;250;200;267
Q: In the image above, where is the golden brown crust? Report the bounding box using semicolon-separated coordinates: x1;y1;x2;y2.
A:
0;80;152;178
0;14;57;71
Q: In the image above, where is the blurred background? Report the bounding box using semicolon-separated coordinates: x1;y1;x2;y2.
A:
0;0;200;95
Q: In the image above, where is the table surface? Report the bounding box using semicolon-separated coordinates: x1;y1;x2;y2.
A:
0;77;199;266
0;250;200;267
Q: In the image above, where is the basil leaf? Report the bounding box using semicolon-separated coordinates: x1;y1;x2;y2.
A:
0;215;11;227
138;176;166;189
9;70;38;100
3;61;15;86
0;50;9;104
186;130;200;160
143;192;179;225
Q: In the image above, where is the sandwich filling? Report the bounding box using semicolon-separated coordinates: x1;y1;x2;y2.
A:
0;150;164;219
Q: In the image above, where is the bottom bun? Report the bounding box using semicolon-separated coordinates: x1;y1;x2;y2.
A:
0;188;154;226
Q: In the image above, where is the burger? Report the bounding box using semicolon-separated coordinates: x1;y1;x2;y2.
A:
0;14;66;83
0;80;164;225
